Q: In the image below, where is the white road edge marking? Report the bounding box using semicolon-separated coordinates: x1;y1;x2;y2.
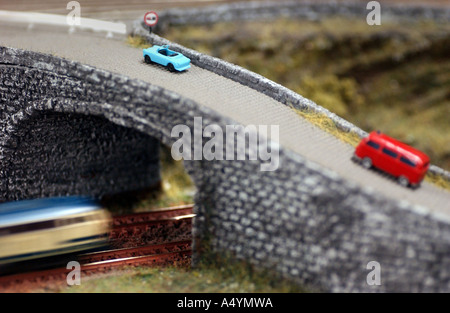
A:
0;10;126;37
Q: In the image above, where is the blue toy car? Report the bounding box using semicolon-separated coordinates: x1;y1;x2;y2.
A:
143;45;191;72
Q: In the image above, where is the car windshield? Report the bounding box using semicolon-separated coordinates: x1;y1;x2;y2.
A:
159;49;178;57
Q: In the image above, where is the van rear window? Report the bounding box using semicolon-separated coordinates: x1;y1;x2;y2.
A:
400;156;416;167
367;140;380;149
382;148;397;158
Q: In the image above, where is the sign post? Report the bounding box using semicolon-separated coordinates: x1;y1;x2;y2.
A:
144;11;158;34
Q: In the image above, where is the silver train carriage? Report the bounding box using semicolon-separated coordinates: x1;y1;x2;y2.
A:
0;196;111;265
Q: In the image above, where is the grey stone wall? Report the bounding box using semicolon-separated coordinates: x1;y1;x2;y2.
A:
2;46;450;292
3;110;159;201
202;154;450;292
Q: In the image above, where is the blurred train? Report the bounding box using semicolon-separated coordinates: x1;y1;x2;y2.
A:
0;196;111;266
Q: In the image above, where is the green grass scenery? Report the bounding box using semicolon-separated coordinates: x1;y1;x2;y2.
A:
58;258;305;293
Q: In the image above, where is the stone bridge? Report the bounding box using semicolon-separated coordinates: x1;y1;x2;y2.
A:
1;1;450;292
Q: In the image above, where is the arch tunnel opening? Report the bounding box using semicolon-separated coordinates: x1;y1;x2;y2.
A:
3;109;196;214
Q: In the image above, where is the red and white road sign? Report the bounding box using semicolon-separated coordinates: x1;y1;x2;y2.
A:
144;11;158;27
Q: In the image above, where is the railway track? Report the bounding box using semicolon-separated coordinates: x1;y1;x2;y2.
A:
0;240;192;290
78;240;192;264
110;205;194;248
111;204;194;239
0;204;194;292
112;204;194;226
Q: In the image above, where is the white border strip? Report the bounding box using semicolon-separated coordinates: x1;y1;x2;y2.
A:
0;10;126;35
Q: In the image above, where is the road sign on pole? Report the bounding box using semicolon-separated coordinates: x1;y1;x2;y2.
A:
144;11;158;33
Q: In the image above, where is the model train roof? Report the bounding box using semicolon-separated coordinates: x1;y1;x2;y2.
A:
0;196;101;228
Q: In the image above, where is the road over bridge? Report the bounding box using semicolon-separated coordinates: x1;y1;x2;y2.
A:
1;23;449;214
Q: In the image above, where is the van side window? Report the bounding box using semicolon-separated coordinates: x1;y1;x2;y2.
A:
367;140;380;149
400;156;416;167
382;147;397;158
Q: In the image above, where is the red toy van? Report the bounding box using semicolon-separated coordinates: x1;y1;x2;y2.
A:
353;131;430;188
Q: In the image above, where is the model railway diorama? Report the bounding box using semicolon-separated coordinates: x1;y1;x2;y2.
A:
0;0;449;294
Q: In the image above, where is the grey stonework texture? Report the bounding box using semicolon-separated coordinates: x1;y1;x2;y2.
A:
2;46;450;292
4;110;160;201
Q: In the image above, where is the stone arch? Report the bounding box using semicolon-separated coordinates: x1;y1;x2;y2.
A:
0;47;210;204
